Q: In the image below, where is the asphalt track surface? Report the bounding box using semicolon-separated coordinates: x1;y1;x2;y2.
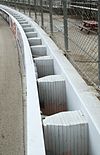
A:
0;16;24;155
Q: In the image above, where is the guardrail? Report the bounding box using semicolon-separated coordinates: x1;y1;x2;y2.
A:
0;5;100;155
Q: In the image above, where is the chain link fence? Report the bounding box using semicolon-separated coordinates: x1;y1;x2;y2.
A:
1;0;100;88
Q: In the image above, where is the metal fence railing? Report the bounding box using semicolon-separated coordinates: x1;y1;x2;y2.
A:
1;0;100;88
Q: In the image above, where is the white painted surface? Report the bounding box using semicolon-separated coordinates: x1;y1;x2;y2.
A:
26;32;37;38
38;75;67;115
43;111;88;155
22;12;100;155
34;56;54;78
31;45;47;57
0;6;46;155
28;37;42;46
1;5;100;155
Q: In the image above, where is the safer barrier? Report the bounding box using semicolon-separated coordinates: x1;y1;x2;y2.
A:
1;5;100;155
0;5;46;155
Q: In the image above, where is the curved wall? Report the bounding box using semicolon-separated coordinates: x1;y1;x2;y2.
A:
0;6;46;155
0;5;100;155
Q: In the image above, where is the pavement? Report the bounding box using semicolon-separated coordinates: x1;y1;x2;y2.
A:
0;16;24;155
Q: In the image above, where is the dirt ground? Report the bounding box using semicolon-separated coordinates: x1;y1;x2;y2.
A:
0;16;24;155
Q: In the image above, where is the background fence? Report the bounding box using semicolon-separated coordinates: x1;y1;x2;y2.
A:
1;0;100;88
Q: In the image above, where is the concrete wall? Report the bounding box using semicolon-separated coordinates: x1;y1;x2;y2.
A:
0;6;46;155
0;5;100;155
24;11;100;155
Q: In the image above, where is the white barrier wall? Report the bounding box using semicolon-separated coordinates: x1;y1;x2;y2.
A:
1;5;100;155
38;75;67;115
0;7;46;155
43;111;88;155
25;14;100;155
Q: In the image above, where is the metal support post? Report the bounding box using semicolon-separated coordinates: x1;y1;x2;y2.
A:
49;0;53;35
40;0;44;28
28;0;31;17
90;0;91;20
23;0;25;14
15;0;17;10
7;0;9;6
98;0;100;85
62;0;68;54
34;0;37;22
18;0;20;12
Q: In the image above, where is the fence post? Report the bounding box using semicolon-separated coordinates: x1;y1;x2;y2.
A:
23;0;25;14
18;0;20;12
49;0;53;35
14;0;17;10
40;0;44;28
34;0;37;22
62;0;68;54
28;0;31;17
98;0;100;85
